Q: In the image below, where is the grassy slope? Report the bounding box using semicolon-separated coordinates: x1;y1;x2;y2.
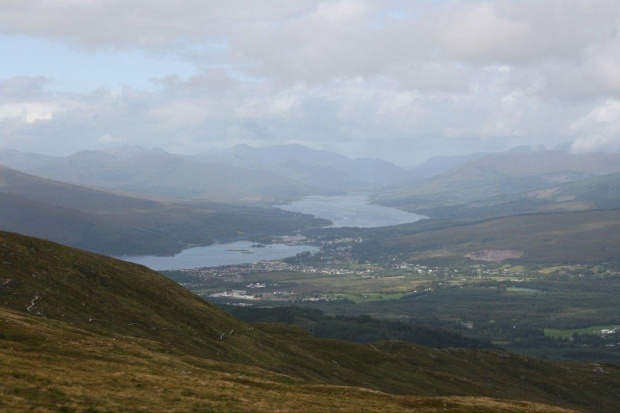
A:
1;231;620;411
386;172;620;221
347;209;620;264
1;309;574;413
534;172;620;210
0;166;328;255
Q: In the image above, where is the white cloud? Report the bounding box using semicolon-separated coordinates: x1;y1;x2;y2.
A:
1;1;620;162
98;134;128;144
569;99;620;153
0;103;55;123
0;76;51;102
315;0;371;22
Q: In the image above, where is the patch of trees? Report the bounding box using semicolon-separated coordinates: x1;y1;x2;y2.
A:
220;305;499;350
509;332;620;363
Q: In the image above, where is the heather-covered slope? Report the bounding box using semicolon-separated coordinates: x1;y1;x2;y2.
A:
1;231;619;411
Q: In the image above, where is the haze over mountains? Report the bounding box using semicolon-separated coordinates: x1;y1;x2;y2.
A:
27;149;317;203
196;144;408;189
0;165;327;255
1;144;409;203
375;150;620;217
3;142;620;258
4;143;620;208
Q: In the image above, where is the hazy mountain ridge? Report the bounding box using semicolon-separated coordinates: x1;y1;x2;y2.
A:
0;149;61;170
195;143;408;188
407;152;489;180
0;143;409;202
11;145;612;207
27;149;319;203
0;165;328;255
1;231;618;412
380;170;620;221
375;151;620;212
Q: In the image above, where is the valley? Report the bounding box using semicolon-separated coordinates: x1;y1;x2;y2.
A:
165;238;620;363
1;231;619;412
4;4;620;410
2;144;620;411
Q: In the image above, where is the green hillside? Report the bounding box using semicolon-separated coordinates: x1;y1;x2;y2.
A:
526;172;620;210
1;231;620;411
347;209;620;264
386;171;620;221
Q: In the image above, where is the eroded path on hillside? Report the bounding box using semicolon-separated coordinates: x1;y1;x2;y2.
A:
26;294;40;313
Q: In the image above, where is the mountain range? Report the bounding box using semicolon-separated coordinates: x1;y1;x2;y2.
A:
26;149;318;203
6;144;620;212
5;143;620;260
196;143;408;189
375;150;620;216
0;165;328;255
1;144;409;202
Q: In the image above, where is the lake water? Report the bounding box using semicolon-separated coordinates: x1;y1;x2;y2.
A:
118;195;422;271
276;195;426;228
117;241;318;271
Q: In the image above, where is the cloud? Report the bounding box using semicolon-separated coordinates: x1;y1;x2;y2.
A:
569;99;620;153
0;103;55;123
0;73;585;164
0;76;51;102
1;1;620;163
0;77;59;123
98;134;128;144
3;1;618;89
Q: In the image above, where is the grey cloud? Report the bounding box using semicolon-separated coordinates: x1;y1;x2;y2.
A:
422;1;619;64
0;76;51;102
569;99;620;153
0;0;317;48
0;73;586;164
1;1;620;162
2;1;619;94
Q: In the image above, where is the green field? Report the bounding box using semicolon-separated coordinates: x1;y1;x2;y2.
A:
333;292;406;303
171;253;620;363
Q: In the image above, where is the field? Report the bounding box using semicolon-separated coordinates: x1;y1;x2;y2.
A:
166;242;620;363
5;230;619;412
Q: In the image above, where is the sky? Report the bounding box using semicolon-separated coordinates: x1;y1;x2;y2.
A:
0;0;619;167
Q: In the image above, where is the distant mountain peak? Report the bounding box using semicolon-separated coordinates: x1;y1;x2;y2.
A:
505;144;548;153
193;143;406;188
102;145;169;158
231;143;254;150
